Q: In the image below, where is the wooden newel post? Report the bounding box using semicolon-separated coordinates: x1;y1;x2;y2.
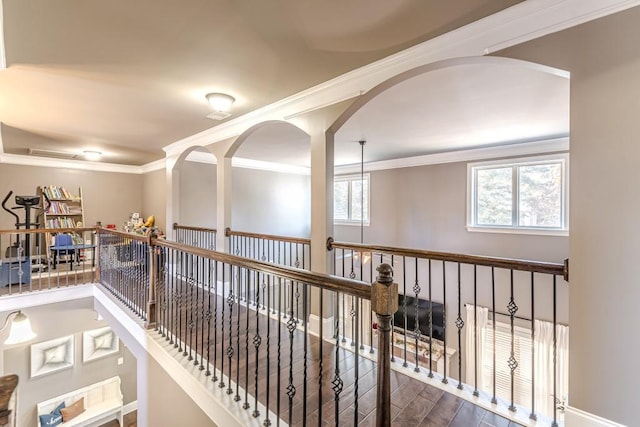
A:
372;263;398;427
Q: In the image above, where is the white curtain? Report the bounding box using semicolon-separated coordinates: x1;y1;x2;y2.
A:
534;319;569;420
465;304;489;389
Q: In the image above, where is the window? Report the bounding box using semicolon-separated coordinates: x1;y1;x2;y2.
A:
468;155;568;234
334;174;369;224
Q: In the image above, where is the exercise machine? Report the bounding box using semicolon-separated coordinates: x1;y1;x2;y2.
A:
0;191;49;286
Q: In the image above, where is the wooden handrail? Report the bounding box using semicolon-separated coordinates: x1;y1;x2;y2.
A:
0;227;97;235
327;238;566;277
96;227;149;243
153;236;370;300
225;228;311;245
173;223;217;233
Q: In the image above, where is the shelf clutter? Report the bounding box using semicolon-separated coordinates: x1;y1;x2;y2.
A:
40;186;85;230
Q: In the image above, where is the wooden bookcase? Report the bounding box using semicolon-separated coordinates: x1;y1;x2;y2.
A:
39;186;86;263
40;186;85;232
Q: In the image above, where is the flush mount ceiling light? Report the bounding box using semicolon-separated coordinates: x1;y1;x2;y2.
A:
83;150;102;161
206;92;235;121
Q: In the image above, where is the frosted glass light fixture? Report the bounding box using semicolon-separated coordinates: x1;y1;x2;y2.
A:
2;310;37;344
83;150;102;161
206;92;235;120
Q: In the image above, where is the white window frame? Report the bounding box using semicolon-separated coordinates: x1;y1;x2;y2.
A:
334;173;370;226
467;154;569;236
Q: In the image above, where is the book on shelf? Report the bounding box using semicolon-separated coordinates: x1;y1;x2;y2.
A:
41;185;75;200
46;217;79;228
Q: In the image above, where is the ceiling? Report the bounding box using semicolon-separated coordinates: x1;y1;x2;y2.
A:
233;60;569;168
0;0;524;166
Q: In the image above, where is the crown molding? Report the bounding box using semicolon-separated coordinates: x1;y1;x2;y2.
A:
163;0;638;158
0;137;571;176
184;150;310;175
139;158;165;174
334;137;570;175
0;152;148;174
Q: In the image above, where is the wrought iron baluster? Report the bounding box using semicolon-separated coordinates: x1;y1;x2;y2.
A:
530;271;537;421
428;259;433;378
491;267;497;404
456;262;464;390
332;291;343;427
212;260;219;382
253;271;262;418
302;282;309;425
226;265;235;395
317;288;324;427
368;256;375;354
187;255;195;360
235;268;242;402
473;265;479;397
277;277;283;425
264;274;272;427
441;260;448;385
205;258;213;376
243;270;251;409
219;263;226;389
402;256;408;367
508;269;518;412
286;280;297;426
413;257;421;372
552;275;558;427
353;295;360;427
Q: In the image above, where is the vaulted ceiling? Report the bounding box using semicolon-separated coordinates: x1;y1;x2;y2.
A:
0;0;524;166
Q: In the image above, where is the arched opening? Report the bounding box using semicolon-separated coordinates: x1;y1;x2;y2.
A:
172;146;217;229
228;120;311;237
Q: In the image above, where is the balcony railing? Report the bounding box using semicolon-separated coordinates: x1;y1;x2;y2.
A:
4;224;569;426
226;228;311;270
173;223;217;251
0;227;98;295
327;238;569;426
96;228;397;426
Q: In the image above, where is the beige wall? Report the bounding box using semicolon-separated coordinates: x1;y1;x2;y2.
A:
500;6;640;425
232;167;311;237
335;162;568;262
178;161;216;229
2;298;137;427
146;356;217;427
0;164;141;230
142;168;167;233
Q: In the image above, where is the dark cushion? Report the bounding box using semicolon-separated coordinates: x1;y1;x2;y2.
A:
39;401;65;427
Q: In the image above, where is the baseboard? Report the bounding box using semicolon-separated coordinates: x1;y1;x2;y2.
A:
565;406;626;427
123;400;137;415
308;314;334;339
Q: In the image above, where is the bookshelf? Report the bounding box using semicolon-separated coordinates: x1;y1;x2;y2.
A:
39;186;86;263
40;186;85;230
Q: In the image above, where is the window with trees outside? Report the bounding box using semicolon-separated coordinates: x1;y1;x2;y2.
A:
334;173;370;224
468;155;568;234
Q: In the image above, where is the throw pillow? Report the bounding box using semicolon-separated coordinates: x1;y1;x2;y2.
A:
60;397;85;422
39;402;65;427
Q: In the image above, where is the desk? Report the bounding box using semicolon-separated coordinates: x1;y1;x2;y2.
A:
0;257;30;287
50;244;96;270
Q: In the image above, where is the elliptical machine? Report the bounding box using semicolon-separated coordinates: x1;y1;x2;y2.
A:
1;191;50;286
